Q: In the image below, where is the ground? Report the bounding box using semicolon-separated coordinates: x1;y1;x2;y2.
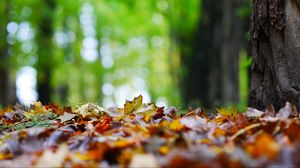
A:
1;95;300;167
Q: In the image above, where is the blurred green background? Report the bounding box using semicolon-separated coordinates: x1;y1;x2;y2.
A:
0;0;251;110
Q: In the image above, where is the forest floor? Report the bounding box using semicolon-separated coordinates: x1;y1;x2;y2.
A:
1;95;300;167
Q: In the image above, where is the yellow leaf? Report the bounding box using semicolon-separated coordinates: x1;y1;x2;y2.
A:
0;153;12;160
74;152;90;161
124;95;143;115
169;119;184;131
113;139;133;148
33;101;47;113
144;113;152;122
198;139;211;144
213;127;226;137
159;146;169;155
160;120;169;127
217;107;238;117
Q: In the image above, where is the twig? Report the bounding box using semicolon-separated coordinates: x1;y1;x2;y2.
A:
229;123;261;141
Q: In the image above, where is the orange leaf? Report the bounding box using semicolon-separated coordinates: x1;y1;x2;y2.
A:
95;117;113;134
213;127;225;137
159;146;169;155
245;132;279;160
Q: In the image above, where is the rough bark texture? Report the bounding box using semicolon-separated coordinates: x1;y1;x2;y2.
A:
36;0;56;104
249;0;300;110
182;0;248;108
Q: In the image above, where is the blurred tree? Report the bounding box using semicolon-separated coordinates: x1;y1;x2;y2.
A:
35;0;56;104
249;0;300;110
177;0;249;108
0;0;16;106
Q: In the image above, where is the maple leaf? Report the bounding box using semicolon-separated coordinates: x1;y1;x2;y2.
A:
124;95;143;115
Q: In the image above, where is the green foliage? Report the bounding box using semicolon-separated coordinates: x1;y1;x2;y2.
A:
2;0;251;110
0;109;58;132
236;0;252;18
238;50;251;111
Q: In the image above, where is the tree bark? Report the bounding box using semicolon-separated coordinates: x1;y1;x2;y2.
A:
181;0;248;108
0;0;16;106
249;0;300;110
36;0;56;104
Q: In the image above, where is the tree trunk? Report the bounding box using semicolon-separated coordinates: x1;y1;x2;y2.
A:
249;0;300;110
36;0;56;104
181;0;248;108
0;0;16;106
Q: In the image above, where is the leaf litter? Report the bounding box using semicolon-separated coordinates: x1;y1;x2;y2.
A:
1;96;300;167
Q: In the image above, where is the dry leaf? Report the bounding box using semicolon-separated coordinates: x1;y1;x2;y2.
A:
245;133;279;160
276;102;292;119
129;154;159;168
124;95;143;115
57;112;76;123
74;103;106;118
34;144;69;167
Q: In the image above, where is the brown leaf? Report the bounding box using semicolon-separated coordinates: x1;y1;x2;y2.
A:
95;117;113;134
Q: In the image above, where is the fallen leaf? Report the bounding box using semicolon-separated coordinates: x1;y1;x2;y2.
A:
245;132;280;160
74;103;106;118
95;117;113;134
129;154;159;168
34;144;69;167
169;119;184;131
276;102;292;119
245;108;264;118
57;112;76;123
217;107;238;117
124;95;143;115
33;102;47;113
159;146;169;155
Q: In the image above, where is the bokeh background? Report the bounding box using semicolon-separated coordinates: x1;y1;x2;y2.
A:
0;0;251;110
